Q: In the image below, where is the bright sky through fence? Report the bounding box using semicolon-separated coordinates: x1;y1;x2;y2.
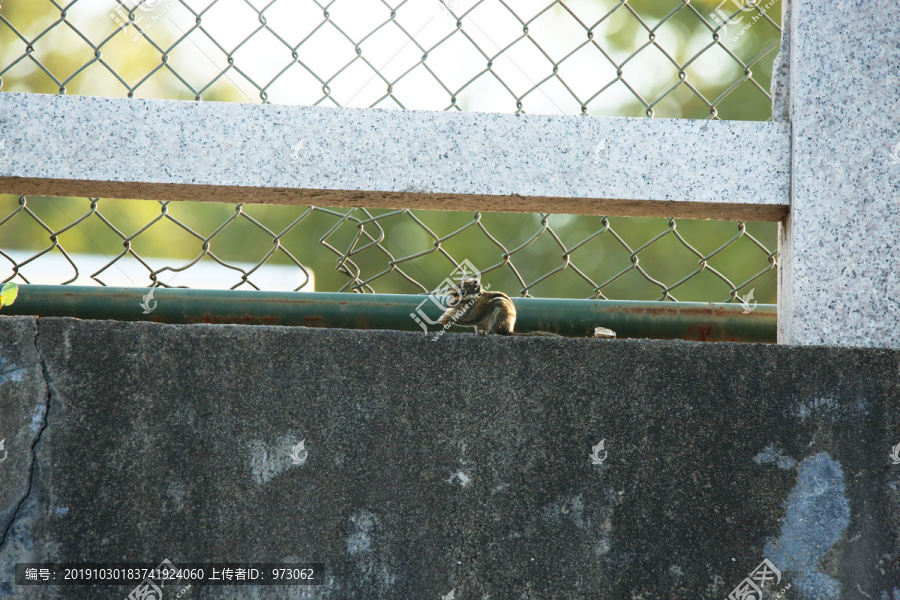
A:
86;0;740;116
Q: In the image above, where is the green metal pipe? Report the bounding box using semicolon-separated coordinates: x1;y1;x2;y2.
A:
3;285;776;343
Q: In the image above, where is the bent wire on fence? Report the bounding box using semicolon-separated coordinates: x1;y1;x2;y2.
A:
0;0;782;302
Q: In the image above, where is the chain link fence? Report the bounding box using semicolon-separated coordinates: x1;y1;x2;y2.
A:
0;196;777;302
0;0;782;302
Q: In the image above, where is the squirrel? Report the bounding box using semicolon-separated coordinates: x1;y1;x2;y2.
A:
438;278;617;339
438;278;559;336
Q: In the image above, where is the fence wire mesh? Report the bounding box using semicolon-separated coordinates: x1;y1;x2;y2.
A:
0;0;781;302
0;196;777;302
0;0;782;115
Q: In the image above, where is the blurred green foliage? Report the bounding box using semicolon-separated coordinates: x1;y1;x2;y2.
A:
0;0;781;301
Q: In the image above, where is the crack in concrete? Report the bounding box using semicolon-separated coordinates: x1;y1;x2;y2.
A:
0;318;52;550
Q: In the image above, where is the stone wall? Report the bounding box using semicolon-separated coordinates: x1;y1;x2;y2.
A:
1;317;898;599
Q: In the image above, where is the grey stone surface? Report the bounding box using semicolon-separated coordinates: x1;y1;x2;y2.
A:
0;93;789;220
1;317;899;599
770;0;791;124
0;317;48;558
778;0;900;347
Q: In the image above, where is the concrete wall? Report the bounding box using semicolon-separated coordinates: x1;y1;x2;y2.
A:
0;317;899;599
